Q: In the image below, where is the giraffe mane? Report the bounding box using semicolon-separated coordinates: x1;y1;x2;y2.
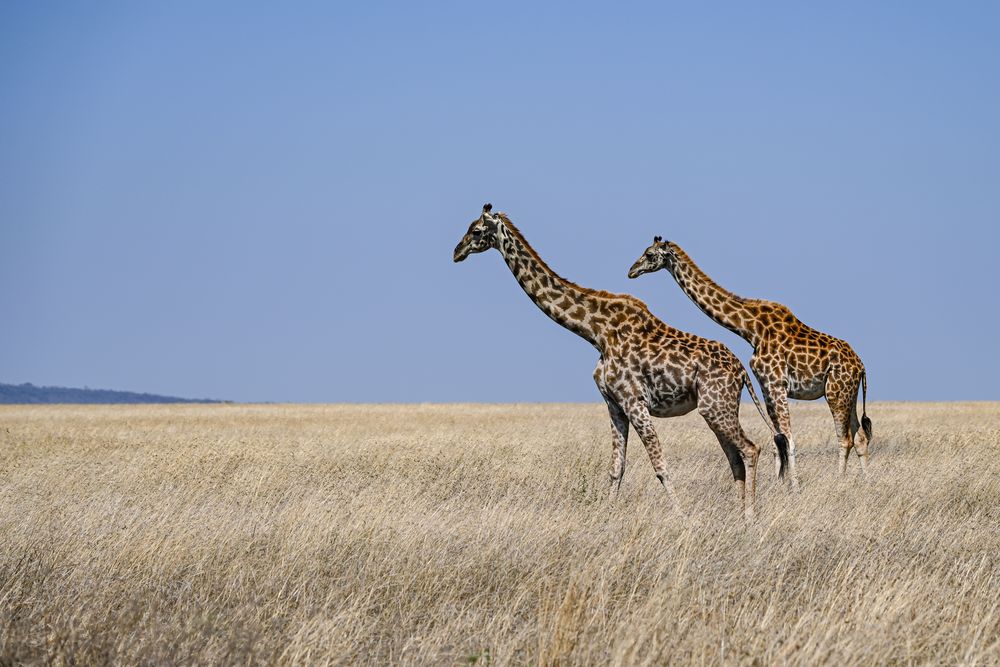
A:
497;212;654;312
669;242;750;305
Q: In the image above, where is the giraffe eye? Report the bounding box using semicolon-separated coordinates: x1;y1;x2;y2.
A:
472;229;482;238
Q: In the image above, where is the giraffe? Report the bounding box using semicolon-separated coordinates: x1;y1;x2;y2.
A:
627;236;872;485
453;204;788;518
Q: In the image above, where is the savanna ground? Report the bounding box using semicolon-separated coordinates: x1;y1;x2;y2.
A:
1;402;999;666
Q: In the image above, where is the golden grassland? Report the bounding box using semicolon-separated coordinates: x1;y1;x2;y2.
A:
1;402;999;665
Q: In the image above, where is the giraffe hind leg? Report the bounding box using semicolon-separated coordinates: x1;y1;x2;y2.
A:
716;435;752;517
851;407;870;475
719;430;760;519
698;385;761;519
826;367;861;475
720;440;746;483
774;433;789;479
860;412;873;463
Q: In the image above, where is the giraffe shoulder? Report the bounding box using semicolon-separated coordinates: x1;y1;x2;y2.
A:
749;300;799;327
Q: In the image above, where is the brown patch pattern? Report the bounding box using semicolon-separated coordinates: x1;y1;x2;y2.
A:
455;206;771;517
628;239;872;483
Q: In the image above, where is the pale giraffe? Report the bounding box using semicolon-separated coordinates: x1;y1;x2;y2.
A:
628;237;872;485
453;205;788;517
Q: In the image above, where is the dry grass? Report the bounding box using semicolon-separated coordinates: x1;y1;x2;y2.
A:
1;402;999;665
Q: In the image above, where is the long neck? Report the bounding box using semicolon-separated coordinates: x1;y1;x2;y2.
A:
494;220;614;350
667;244;762;347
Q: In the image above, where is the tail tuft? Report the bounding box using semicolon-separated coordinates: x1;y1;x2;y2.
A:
860;369;872;445
774;433;789;478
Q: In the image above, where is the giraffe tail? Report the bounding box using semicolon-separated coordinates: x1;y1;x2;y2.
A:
743;370;788;478
860;369;873;443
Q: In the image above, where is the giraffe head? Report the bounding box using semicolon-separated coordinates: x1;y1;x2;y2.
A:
453;203;502;262
627;236;674;279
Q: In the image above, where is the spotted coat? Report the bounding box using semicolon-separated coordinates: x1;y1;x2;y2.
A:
455;205;776;517
628;238;872;483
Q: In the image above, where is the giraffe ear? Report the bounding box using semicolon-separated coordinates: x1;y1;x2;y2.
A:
483;203;493;214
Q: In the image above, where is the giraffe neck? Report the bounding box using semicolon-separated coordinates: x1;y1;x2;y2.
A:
494;219;623;351
667;244;762;347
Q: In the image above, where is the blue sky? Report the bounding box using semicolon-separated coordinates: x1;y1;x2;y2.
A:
1;2;998;402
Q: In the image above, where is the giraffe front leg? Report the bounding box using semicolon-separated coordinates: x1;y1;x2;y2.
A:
751;358;793;486
603;396;629;499
760;378;799;490
625;401;682;513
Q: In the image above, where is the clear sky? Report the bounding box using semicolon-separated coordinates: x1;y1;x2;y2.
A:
2;2;998;402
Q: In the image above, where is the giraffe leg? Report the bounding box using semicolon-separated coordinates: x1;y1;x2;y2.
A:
826;368;858;475
833;407;853;476
699;399;761;519
625;401;681;512
603;395;629;498
759;378;799;490
751;360;791;484
850;410;870;475
765;399;781;479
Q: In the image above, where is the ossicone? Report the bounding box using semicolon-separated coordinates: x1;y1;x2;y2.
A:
483;203;493;214
653;235;663;243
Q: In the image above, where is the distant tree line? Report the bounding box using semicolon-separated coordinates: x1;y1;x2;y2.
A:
0;382;224;404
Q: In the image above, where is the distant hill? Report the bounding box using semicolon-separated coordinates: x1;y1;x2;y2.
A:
0;382;225;405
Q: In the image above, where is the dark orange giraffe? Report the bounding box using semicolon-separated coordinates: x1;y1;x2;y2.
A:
629;237;871;485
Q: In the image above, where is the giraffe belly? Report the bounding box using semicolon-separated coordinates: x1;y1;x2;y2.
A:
649;395;698;418
788;376;825;401
644;368;698;417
